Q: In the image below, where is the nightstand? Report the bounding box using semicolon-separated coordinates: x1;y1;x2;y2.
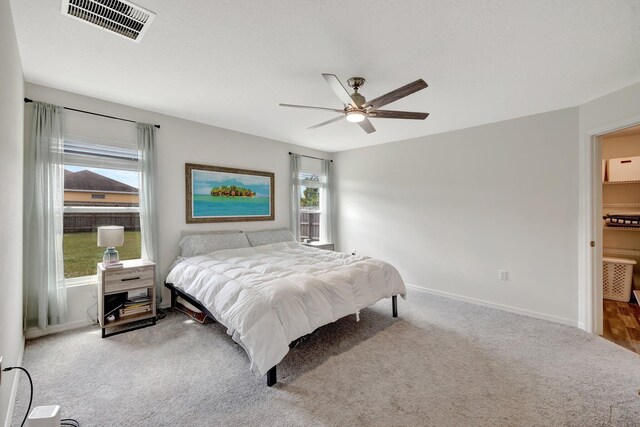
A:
303;242;334;251
97;259;157;338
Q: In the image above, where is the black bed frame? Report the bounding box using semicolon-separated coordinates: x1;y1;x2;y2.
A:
165;282;398;386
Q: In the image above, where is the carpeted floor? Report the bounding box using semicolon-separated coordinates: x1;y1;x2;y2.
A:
11;291;640;426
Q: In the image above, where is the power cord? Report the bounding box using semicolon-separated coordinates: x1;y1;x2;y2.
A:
86;301;98;324
2;367;32;427
2;366;81;427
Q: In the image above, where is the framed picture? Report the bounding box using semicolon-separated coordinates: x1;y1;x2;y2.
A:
185;163;275;223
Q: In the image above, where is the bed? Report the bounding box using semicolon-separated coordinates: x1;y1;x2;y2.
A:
165;229;406;386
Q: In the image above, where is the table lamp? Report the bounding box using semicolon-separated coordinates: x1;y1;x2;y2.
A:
97;226;124;265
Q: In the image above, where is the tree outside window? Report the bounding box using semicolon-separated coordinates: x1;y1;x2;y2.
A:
300;187;319;209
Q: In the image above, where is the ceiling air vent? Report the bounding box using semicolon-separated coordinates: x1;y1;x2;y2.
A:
61;0;155;42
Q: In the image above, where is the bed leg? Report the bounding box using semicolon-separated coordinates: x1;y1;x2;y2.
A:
392;295;398;317
267;366;277;387
170;287;177;310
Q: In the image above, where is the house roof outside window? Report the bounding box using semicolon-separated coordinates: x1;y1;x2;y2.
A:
64;169;138;194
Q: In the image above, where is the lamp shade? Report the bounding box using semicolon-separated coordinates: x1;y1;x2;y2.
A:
97;226;124;247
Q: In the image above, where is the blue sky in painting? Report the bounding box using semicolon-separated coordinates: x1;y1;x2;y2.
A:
192;170;270;197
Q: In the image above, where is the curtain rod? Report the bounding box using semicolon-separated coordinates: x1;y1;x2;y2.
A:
24;98;160;129
288;152;333;162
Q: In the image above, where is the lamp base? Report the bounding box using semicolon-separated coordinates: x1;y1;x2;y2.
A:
103;247;120;265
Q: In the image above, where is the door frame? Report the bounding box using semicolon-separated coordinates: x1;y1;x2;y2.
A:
579;115;640;334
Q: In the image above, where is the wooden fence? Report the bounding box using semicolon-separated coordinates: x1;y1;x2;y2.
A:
300;212;320;241
65;212;313;237
64;213;140;233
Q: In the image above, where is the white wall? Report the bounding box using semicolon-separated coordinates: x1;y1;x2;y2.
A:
24;83;330;329
0;0;24;424
579;82;640;134
335;108;580;325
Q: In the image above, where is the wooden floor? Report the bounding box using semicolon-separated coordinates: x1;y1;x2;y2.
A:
602;298;640;355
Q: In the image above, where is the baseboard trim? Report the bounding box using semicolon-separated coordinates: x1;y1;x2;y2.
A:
25;319;94;340
4;336;25;427
405;283;579;328
24;305;172;339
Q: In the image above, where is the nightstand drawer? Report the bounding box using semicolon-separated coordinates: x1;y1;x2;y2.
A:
104;266;154;293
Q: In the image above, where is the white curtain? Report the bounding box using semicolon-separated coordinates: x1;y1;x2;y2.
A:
24;102;67;329
290;154;302;241
137;123;161;303
320;159;335;243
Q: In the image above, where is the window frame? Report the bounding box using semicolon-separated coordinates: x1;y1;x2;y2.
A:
297;172;325;242
62;137;141;284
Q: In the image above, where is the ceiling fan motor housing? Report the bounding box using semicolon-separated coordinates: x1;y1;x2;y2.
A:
349;92;366;109
347;77;366;107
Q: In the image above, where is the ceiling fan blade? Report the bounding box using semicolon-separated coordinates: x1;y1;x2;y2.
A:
369;110;429;120
280;103;343;113
357;117;376;134
322;74;358;108
363;79;428;111
308;115;345;129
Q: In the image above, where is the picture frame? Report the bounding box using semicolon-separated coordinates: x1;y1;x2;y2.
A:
185;163;275;223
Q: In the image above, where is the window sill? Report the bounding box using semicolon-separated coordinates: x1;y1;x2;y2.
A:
65;275;98;288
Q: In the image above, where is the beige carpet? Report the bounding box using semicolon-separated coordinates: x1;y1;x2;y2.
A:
11;291;640;426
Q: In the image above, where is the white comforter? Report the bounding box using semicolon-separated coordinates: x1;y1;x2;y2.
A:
165;241;406;375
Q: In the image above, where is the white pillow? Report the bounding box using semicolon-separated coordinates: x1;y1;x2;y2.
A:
179;232;250;257
245;228;295;247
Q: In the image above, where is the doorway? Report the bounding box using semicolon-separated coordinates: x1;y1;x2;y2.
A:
579;116;640;339
600;125;640;353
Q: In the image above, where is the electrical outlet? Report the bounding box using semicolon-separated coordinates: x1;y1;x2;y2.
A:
0;355;3;386
498;270;508;281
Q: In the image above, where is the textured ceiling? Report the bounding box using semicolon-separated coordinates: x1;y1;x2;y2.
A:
10;0;640;152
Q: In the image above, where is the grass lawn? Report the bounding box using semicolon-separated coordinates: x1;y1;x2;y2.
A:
63;231;141;278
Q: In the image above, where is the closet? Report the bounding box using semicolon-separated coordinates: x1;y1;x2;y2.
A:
601;124;640;353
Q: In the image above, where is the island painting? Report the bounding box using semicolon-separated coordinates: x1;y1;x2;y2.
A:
185;163;274;223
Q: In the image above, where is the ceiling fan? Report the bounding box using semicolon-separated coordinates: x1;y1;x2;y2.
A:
279;74;429;134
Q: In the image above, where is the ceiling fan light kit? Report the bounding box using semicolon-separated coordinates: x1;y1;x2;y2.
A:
280;74;429;134
346;111;366;123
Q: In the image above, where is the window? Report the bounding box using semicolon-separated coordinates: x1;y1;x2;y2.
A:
63;139;141;281
292;155;334;244
298;172;322;242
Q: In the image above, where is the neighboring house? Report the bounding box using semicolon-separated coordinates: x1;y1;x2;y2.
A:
64;169;138;207
64;169;140;232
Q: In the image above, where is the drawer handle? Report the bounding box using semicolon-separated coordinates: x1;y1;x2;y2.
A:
121;276;140;282
621;160;632;163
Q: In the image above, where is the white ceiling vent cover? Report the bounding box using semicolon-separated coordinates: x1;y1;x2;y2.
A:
61;0;155;42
